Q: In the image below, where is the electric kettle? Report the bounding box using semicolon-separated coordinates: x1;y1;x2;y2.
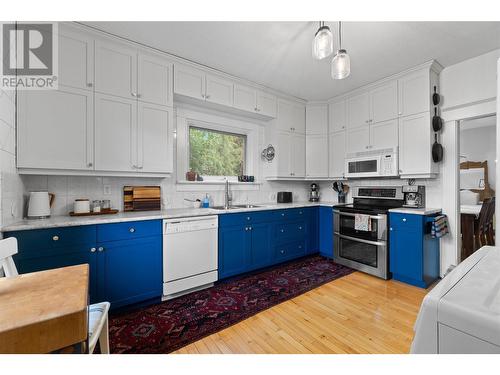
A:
27;191;55;219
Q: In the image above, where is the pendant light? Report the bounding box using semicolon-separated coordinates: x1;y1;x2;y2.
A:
312;21;333;60
331;21;351;80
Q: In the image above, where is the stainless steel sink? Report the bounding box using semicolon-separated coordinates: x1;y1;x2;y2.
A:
211;204;264;210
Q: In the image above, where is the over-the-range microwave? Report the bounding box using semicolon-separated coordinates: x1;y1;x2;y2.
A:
344;147;398;178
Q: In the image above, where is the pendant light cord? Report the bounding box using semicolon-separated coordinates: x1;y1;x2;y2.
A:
338;21;342;50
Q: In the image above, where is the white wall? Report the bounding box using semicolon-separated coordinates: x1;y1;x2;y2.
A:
0;89;24;228
460;122;496;187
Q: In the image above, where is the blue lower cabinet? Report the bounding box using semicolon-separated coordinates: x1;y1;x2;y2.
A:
5;220;163;308
319;206;333;258
248;223;272;271
274;240;306;262
97;236;162;308
218;224;250;279
389;213;440;288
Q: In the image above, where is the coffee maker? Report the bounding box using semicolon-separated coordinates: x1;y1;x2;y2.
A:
309;183;320;202
402;185;425;208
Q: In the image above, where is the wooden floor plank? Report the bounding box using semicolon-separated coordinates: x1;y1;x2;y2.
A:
173;271;427;354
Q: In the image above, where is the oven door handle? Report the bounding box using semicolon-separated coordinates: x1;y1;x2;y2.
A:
332;209;385;220
334;232;387;247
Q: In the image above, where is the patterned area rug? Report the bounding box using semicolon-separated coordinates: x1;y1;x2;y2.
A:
109;255;354;353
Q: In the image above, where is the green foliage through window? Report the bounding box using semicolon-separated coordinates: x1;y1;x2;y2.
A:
189;126;246;176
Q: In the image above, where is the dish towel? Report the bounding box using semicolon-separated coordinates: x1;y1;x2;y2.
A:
431;214;449;238
354;214;371;231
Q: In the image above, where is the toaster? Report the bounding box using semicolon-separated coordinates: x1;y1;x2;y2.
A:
277;192;293;203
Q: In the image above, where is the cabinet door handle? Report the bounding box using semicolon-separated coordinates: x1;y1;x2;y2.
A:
52;235;59;241
87;162;93;167
298;245;302;249
281;229;284;233
131;92;137;97
201;94;206;99
299;226;303;230
249;227;252;231
98;246;104;252
246;217;251;221
137;94;142;98
205;94;210;99
90;247;97;253
402;218;407;222
280;250;285;254
281;213;285;217
129;227;136;233
390;227;393;231
87;83;93;88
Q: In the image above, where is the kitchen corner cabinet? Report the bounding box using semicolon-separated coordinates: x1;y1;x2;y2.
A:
329;99;346;133
5;220;163;309
389;212;440;288
306;135;329;178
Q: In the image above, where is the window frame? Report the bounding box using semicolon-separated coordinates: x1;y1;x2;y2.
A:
188;125;248;181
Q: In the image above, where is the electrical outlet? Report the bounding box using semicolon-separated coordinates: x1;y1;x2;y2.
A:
103;185;111;195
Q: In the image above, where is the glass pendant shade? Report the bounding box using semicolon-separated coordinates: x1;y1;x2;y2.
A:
312;26;333;60
331;49;350;79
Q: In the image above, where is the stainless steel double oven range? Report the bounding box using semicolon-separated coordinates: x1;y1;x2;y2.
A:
333;186;404;279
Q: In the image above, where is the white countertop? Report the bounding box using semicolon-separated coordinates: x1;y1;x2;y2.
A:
388;207;442;215
1;201;337;232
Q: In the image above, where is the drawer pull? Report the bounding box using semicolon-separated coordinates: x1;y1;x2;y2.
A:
98;247;104;252
299;211;303;215
390;227;393;231
52;235;59;241
402;218;407;222
246;217;251;221
281;213;285;217
299;226;303;230
90;247;96;253
280;250;285;254
129;227;136;233
281;229;284;233
299;245;302;249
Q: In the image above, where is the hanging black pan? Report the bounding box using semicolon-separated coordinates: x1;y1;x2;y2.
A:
432;107;443;132
432;86;440;106
432;133;443;162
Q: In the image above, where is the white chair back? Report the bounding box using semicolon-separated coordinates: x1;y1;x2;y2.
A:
0;237;19;277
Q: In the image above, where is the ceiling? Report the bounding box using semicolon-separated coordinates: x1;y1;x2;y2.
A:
84;21;500;101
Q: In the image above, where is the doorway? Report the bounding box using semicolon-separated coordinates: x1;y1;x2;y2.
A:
458;115;496;261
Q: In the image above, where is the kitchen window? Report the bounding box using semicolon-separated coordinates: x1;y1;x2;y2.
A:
189;126;247;179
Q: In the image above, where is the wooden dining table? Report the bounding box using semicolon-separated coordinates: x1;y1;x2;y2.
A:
0;264;89;353
460;204;482;261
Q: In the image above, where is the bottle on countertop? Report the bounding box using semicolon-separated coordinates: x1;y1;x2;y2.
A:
202;194;210;208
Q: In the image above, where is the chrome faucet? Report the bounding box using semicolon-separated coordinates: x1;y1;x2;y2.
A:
224;178;232;209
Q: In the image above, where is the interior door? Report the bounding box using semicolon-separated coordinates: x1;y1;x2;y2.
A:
291;132;306;177
233;84;256;112
347;126;370;154
347;91;370;129
370;118;399;150
137;103;173;174
138;53;173;106
94;93;137;172
17;88;94;170
306;135;329;178
256;90;277;118
58;27;94;91
205;74;234;106
329;131;346;178
173;63;205;100
370;81;398;123
94;40;137;99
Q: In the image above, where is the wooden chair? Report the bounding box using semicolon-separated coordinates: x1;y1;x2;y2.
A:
0;237;110;354
484;197;495;245
473;198;494;250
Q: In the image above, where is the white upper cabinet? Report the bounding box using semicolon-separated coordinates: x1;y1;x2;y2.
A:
94;93;137;172
291;133;306;178
138;53;173;106
274;130;291;177
95;40;137;99
17;88;94;171
347;91;371;129
306;104;328;135
399;111;436;177
277;99;306;133
346;126;370;154
173;64;205;100
205;74;234;106
256;90;277;118
137;103;173;174
58;26;94;91
398;69;430;117
329;131;346;179
370;81;398;123
306;135;328;178
370;119;398;150
233;84;257;112
329;99;346;133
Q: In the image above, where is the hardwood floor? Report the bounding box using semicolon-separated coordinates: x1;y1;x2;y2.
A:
173;272;428;354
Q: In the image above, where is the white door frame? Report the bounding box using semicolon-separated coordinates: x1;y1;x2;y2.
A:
440;99;496;274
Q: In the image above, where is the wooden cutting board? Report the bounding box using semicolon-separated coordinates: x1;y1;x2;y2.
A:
123;186;161;211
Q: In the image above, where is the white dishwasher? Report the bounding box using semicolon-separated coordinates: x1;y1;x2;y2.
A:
163;216;218;300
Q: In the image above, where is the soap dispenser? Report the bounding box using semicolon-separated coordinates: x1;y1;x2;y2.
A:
202;194;210;208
